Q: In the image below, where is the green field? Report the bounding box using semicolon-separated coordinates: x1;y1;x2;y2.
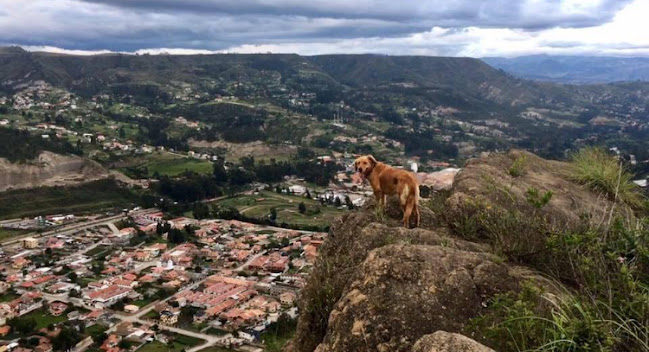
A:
85;323;108;338
139;335;203;352
212;190;345;227
0;228;30;241
0;291;19;302
196;346;234;352
119;152;213;178
25;308;69;330
0;179;137;220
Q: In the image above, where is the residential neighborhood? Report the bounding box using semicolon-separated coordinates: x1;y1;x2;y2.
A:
0;208;325;352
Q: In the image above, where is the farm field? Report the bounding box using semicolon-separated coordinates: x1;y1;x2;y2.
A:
118;152;213;178
0;179;137;220
0;228;30;241
212;190;346;227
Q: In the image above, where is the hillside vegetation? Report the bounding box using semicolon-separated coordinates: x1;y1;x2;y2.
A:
3;48;648;109
0;127;80;162
0;178;137;219
288;150;648;352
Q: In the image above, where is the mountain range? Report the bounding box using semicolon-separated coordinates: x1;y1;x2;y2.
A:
2;46;649;110
483;55;649;84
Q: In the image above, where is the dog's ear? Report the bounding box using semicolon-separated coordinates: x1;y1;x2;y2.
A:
368;155;377;165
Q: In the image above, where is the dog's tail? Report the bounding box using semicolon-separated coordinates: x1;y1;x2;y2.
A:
400;182;410;205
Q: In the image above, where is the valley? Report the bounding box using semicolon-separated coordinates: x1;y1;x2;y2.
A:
1;49;649;352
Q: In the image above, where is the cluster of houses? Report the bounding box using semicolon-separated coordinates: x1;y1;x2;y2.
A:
0;205;326;350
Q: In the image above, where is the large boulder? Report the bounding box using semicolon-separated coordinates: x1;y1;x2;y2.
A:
314;244;522;352
288;202;483;352
446;149;628;233
412;331;495;352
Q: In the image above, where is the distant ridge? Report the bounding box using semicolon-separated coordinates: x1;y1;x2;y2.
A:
482;55;649;84
0;48;561;106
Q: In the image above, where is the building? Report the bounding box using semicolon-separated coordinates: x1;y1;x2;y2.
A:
159;308;180;325
123;305;140;314
48;301;68;316
279;291;297;306
22;238;39;249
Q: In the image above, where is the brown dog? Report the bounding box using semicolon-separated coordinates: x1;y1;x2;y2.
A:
355;155;420;228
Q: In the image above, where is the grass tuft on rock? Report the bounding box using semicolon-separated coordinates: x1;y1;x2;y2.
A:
570;147;644;208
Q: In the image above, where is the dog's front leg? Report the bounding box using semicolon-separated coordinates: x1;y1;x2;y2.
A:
374;190;384;208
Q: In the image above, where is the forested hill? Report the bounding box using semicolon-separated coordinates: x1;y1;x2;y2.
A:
0;47;593;107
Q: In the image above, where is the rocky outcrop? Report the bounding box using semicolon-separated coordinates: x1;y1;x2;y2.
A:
0;152;108;191
412;331;495;352
446;149;628;232
315;244;520;352
288;150;606;352
288;197;555;352
418;168;460;191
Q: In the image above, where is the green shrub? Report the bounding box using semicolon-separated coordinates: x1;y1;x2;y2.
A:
526;187;553;209
509;155;528;178
570;148;644;208
471;218;649;352
471;283;620;352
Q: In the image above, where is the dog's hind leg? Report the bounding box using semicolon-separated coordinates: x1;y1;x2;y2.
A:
402;203;413;228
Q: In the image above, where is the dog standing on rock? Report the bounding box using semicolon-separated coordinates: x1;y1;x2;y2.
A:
355;155;420;228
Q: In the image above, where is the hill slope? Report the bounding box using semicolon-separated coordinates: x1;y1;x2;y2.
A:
483;55;649;83
0;49;570;107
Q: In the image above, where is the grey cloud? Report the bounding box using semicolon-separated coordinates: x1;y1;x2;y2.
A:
0;0;642;56
79;0;632;30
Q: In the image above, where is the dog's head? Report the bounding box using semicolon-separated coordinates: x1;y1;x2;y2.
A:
354;155;377;180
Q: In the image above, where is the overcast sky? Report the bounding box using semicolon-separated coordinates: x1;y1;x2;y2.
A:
1;0;648;57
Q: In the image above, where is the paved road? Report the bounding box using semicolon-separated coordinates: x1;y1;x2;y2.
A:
0;208;158;247
107;223;120;234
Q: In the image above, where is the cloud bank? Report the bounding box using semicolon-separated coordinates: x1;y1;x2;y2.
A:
1;0;648;57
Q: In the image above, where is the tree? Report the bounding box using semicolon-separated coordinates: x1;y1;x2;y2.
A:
52;326;82;351
240;155;255;170
305;189;311;199
212;160;228;185
298;202;306;214
334;196;342;207
168;228;187;244
112;300;125;311
118;340;131;349
269;207;277;222
92;261;105;275
69;271;78;283
28;337;40;346
192;202;210;220
8;316;37;334
281;237;290;247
